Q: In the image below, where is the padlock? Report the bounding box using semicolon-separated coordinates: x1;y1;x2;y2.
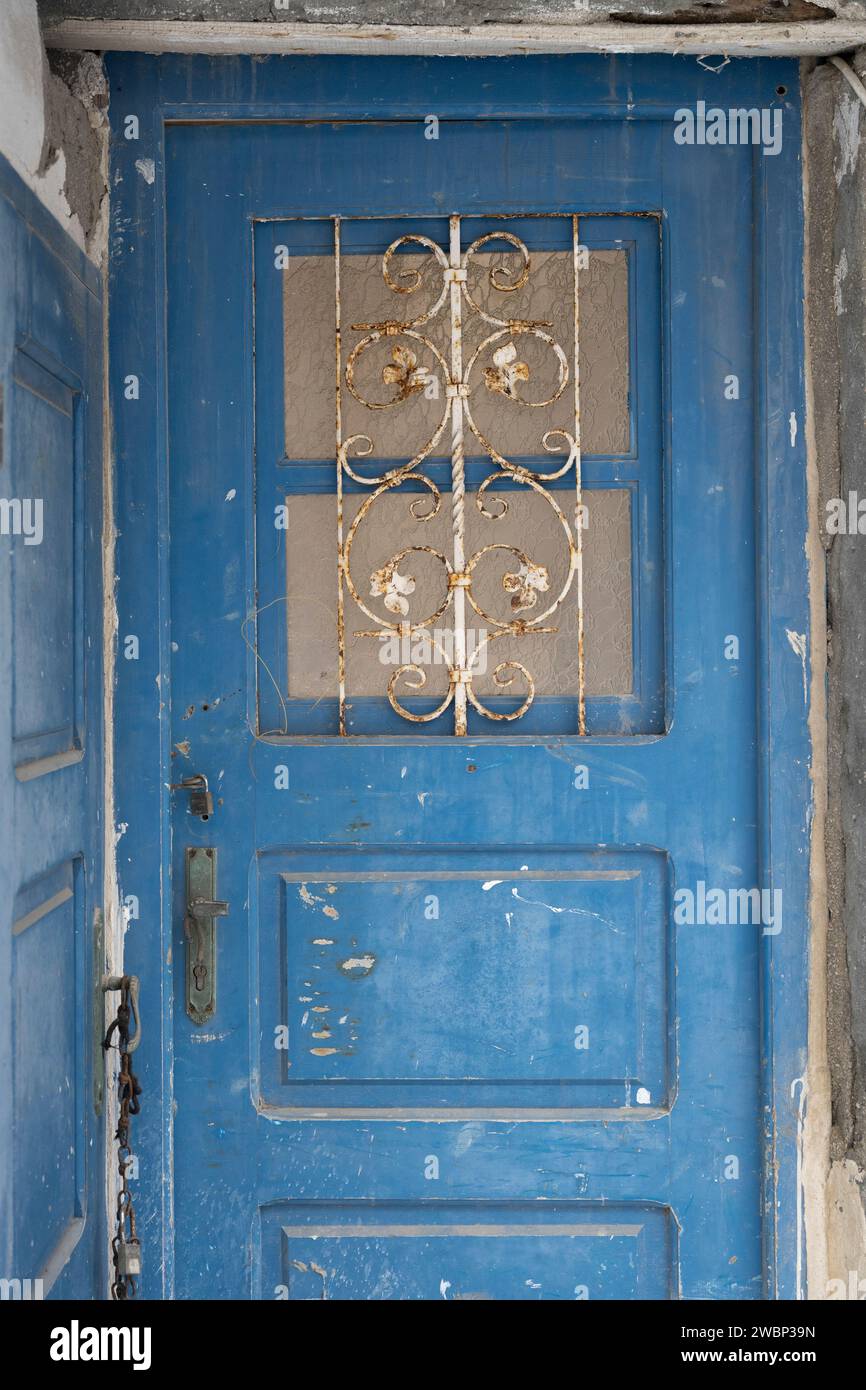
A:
116;1237;142;1279
186;775;214;820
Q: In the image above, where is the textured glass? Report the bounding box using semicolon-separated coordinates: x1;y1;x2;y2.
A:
285;490;632;698
283;250;629;460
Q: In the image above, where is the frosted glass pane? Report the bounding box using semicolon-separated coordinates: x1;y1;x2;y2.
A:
283;250;629;460
285;489;632;699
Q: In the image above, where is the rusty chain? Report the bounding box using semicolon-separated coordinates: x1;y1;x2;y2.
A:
103;976;142;1298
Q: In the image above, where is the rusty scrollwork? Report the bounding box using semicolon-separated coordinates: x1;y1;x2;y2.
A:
335;214;586;736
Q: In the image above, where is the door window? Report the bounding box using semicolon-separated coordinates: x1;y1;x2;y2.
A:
255;213;663;735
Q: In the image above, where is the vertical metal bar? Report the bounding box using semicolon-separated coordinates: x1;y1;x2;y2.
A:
573;214;586;736
335;217;347;736
448;214;468;737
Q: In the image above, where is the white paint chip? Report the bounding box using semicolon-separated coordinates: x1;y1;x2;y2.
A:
786;628;809;703
339;954;376;975
636;1087;652;1105
834;93;862;187
788;411;798;448
225;488;237;502
834;247;849;316
135;157;155;184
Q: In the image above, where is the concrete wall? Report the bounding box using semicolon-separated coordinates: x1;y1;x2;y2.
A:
0;0;107;260
805;53;866;1297
33;1;866;24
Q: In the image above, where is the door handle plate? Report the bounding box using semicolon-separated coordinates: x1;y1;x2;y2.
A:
185;847;228;1025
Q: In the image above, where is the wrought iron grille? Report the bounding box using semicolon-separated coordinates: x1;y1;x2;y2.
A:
335;214;585;737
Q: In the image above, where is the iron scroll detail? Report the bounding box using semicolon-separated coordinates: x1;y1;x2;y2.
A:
335;215;586;737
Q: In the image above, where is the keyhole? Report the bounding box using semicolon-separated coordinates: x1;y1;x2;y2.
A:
193;960;207;991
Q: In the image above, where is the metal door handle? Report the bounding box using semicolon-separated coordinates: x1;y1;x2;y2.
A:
188;897;228;920
185;849;229;1025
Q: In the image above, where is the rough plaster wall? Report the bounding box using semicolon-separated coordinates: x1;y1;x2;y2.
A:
42;47;109;254
805;52;866;1296
0;2;108;259
0;1;84;248
33;1;866;24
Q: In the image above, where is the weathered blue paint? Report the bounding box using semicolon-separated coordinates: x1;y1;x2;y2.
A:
107;54;811;1300
0;153;104;1298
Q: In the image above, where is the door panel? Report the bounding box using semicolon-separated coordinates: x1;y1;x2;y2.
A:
254;848;670;1114
0;157;104;1299
258;1202;676;1301
165;101;764;1299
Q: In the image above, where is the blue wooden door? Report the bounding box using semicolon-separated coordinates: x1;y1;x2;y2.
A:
0;155;104;1299
146;58;802;1300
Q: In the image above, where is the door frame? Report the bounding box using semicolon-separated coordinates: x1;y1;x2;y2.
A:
106;52;812;1300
